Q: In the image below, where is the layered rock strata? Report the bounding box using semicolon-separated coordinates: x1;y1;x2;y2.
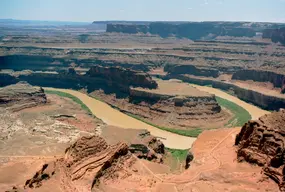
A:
235;110;285;191
0;82;47;111
0;66;158;95
164;64;219;78
263;27;285;46
24;135;131;191
86;65;158;89
169;74;285;110
90;81;227;130
232;69;285;91
106;22;268;39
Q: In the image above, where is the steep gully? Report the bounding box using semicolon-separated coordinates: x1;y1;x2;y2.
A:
44;82;268;149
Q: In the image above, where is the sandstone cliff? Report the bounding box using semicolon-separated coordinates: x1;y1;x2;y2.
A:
0;82;47;111
0;54;151;72
263;27;285;46
235;110;285;191
97;84;227;130
106;22;263;39
164;64;219;78
0;66;158;97
86;65;158;89
168;74;285;110
23;133;165;191
232;69;285;90
24;135;131;191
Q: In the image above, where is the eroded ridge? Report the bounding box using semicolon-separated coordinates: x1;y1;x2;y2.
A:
236;109;285;191
24;135;131;192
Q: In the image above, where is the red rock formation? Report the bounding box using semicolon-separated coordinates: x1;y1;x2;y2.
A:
171;74;285;110
164;64;220;78
235;110;285;191
86;65;158;89
129;131;165;163
24;135;131;191
232;69;285;89
0;82;47;111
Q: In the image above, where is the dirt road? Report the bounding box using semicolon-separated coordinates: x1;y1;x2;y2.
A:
190;84;270;120
44;87;196;150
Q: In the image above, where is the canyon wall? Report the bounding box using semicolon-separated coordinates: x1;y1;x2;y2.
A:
91;87;227;130
235;110;285;191
164;64;219;78
106;22;265;40
262;27;285;46
0;66;158;95
0;55;64;71
86;66;158;89
168;74;285;110
232;69;285;89
130;88;220;112
0;82;47;111
0;55;151;72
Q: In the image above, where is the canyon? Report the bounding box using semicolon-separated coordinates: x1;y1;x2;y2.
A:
1;19;285;191
0;66;233;132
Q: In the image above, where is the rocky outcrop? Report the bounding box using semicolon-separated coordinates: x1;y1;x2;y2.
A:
235;110;285;191
0;67;157;97
126;87;225;129
232;69;285;90
100;126;166;163
130;88;221;112
86;65;158;89
129;130;165;163
24;135;131;191
164;64;219;78
0;82;47;111
171;74;285;110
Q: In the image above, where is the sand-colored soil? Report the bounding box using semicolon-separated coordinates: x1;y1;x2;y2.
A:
134;78;211;97
190;83;270;120
44;88;196;150
97;128;278;191
0;94;101;157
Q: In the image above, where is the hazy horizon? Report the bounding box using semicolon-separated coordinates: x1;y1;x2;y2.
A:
0;0;285;23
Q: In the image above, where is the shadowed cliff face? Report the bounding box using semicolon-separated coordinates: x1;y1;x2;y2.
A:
235;110;285;191
232;69;285;90
164;64;219;78
167;74;285;111
0;66;158;98
86;66;158;89
106;22;262;40
263;27;285;46
0;55;151;72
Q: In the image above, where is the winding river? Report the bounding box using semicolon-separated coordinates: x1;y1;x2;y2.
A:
44;84;269;150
